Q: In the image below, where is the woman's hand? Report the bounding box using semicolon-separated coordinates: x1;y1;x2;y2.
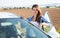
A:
39;22;49;29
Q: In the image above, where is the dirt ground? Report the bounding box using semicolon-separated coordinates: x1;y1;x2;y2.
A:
0;8;60;30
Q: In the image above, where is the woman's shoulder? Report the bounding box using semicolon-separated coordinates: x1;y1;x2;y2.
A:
27;16;33;19
27;16;43;21
27;16;33;21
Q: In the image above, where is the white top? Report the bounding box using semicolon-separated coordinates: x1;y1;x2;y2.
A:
0;12;20;18
31;21;39;27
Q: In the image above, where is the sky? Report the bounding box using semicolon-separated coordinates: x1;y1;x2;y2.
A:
0;0;60;8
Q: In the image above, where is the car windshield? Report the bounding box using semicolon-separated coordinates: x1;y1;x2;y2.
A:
19;18;51;38
0;32;6;38
0;18;51;38
0;18;20;38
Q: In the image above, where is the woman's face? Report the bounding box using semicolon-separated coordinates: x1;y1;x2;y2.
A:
32;7;38;14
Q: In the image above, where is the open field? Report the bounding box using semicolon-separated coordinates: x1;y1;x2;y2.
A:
0;8;60;33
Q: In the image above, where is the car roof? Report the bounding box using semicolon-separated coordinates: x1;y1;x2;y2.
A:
0;12;20;18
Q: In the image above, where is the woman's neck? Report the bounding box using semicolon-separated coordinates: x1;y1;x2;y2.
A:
32;13;37;21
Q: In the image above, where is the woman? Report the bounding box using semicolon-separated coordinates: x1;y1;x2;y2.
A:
27;4;49;31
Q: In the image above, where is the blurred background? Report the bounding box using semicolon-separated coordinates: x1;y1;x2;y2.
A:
0;0;60;33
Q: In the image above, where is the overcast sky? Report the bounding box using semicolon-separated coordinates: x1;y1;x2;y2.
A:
0;0;60;7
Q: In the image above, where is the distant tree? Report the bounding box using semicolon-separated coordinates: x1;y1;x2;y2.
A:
13;7;18;9
9;8;12;10
46;6;50;8
13;7;16;9
16;7;19;9
27;7;30;9
58;6;60;8
55;6;60;8
19;7;22;9
3;8;8;10
23;7;25;9
55;6;57;8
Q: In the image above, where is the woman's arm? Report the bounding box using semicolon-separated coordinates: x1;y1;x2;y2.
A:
27;17;32;22
41;16;50;23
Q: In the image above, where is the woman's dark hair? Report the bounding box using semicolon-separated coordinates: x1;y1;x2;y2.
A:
32;4;38;9
32;4;41;24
